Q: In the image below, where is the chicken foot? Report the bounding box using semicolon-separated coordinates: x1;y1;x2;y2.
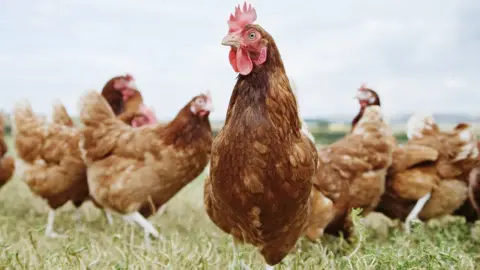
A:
123;212;159;249
103;209;114;225
404;192;432;233
45;210;67;238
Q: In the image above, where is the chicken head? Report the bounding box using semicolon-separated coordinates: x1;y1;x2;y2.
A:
222;2;267;75
190;91;214;118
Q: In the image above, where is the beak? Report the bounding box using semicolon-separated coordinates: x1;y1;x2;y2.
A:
222;33;241;47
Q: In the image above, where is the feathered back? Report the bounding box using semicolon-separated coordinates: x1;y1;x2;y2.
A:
13;101;46;163
52;101;74;127
79;90;117;128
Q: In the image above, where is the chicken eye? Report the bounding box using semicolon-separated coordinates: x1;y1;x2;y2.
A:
248;32;256;40
196;99;205;105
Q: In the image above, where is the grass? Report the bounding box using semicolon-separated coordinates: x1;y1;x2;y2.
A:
1;136;480;269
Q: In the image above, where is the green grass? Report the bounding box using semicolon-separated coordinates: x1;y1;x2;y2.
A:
1;136;480;269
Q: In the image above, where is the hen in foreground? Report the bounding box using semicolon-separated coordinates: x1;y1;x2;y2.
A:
204;3;318;269
13;102;89;237
376;113;478;232
80;90;213;248
0;113;15;187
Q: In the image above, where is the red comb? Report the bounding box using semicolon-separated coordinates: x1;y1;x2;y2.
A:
359;83;368;90
228;2;257;33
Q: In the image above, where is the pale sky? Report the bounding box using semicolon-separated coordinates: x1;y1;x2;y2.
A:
1;0;479;120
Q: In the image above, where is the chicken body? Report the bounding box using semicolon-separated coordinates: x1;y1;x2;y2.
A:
376;114;479;230
0;113;14;187
13;102;89;237
306;106;394;240
204;22;318;266
80;91;212;244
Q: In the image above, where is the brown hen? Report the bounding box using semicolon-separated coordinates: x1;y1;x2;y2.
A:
13;101;89;237
306;105;394;241
79;90;213;247
376;113;479;232
204;3;318;268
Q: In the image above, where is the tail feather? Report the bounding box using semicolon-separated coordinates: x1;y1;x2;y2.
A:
406;113;438;140
78;91;123;164
79;90;116;127
13;101;46;163
52;101;74;127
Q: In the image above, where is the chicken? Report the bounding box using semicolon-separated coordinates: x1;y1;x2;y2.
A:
51;102;115;225
376;113;479;232
352;84;381;130
305;105;394;241
204;3;318;269
0;113;15;187
13;101;89;237
101;74;157;127
79;90;213;247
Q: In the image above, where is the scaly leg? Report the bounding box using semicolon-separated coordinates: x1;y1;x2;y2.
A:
45;210;67;238
123;212;159;248
405;192;431;233
104;209;114;225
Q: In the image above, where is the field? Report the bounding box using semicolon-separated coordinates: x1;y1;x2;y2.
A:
1;135;480;270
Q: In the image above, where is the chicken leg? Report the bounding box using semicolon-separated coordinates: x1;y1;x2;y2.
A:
123;212;159;249
45;210;67;238
103;209;114;225
405;192;431;233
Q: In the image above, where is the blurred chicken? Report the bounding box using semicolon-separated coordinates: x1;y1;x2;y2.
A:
306;105;394;241
204;3;318;269
376;113;479;232
0;113;15;187
79;90;213;247
13;102;89;237
101;74;157;127
352;84;381;131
